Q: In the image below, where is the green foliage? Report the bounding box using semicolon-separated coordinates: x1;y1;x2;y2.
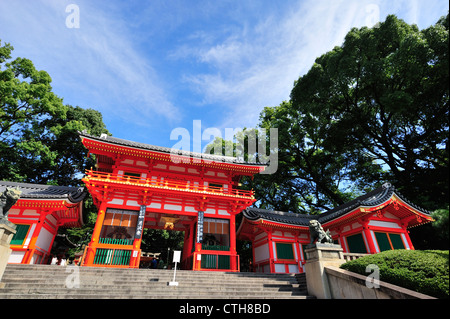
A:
0;39;109;186
140;229;185;265
229;14;449;247
257;100;368;214
340;250;449;298
289;14;449;211
1;39;110;257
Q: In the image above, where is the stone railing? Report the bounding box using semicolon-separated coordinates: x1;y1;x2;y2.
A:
343;252;368;262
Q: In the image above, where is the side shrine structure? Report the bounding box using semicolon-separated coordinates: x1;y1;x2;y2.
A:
237;183;434;274
1;181;86;265
78;132;266;271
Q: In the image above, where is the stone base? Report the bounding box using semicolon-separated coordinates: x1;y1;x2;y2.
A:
304;243;345;299
0;221;17;283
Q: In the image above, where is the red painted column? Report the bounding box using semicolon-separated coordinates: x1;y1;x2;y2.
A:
84;201;107;266
130;238;142;268
22;209;47;264
267;231;275;273
402;224;415;250
229;214;237;271
363;225;377;254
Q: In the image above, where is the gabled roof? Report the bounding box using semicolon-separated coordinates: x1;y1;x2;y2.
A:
241;183;433;230
0;180;87;203
243;207;316;227
79;131;267;167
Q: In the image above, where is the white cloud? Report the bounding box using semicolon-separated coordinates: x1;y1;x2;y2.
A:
2;0;447;141
0;0;179;126
172;0;448;130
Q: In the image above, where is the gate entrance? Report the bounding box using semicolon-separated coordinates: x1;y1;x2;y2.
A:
78;132;266;271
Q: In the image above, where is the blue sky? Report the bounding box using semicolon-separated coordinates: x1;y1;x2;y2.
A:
1;0;448;150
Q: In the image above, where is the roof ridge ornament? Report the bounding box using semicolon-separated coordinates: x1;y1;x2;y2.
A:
382;182;392;189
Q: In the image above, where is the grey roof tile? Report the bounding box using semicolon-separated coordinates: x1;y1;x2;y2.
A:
79;131;267;166
0;181;86;203
243;183;431;226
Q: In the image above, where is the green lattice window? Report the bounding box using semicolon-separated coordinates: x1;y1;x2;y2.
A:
375;232;406;251
276;243;294;260
10;224;30;246
389;233;405;249
346;233;368;253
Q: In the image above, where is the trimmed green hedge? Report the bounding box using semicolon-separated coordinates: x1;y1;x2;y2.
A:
340;250;449;298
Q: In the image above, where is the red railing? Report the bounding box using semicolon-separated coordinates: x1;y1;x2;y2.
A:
84;169;254;199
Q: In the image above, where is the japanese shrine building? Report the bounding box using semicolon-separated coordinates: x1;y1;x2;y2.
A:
237;183;434;274
1;181;86;265
3;133;435;273
78;132;266;271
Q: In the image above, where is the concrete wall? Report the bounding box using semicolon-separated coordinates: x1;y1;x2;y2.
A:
324;266;436;299
0;222;16;285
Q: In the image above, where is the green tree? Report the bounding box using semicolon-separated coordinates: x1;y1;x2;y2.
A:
220;14;448;249
289;14;449;210
257;100;378;214
1;39;110;252
0;39;109;186
253;14;448;247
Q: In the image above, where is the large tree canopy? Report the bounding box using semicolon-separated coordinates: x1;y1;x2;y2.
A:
251;14;449;215
0;40;109;186
288;14;449;210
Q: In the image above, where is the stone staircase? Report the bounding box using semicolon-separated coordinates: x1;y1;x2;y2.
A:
0;264;314;299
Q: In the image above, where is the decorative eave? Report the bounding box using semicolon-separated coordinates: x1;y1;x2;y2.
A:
238;183;434;234
79;132;267;174
1;180;86;227
0;180;87;204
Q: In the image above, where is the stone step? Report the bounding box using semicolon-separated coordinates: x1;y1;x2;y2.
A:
1;287;307;297
0;294;315;300
1;284;306;295
5;264;303;277
0;264;312;299
1;277;301;288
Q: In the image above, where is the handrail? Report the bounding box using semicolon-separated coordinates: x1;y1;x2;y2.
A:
84;169;254;198
343;252;368;261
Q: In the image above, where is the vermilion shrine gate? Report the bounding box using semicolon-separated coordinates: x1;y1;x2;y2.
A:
78;132;266;271
237;183;434;273
2;181;86;265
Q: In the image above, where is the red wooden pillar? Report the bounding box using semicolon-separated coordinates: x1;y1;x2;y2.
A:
229;214;237;271
182;222;195;269
363;226;377;254
22;209;47;264
129;205;145;268
84;201;107;266
267;231;275;273
129;238;142;268
401;224;415;250
294;233;302;273
193;243;202;271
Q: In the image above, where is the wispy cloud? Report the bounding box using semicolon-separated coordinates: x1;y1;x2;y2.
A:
1;0;447;146
170;0;448;129
0;0;179;126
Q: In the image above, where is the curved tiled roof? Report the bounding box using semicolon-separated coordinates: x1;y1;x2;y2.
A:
0;181;87;203
243;207;316;226
79;131;267;166
243;183;432;226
